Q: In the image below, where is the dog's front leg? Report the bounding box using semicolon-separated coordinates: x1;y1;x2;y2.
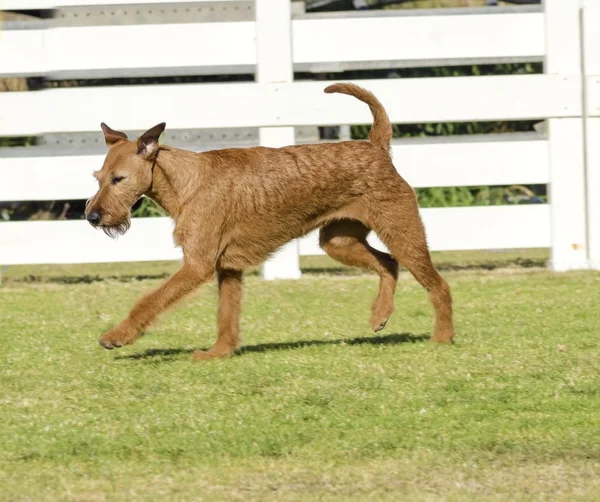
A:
99;262;212;349
193;268;243;361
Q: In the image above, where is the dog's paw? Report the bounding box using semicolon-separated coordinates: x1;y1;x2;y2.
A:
370;294;395;332
370;305;393;332
371;318;388;332
99;323;138;350
429;331;455;344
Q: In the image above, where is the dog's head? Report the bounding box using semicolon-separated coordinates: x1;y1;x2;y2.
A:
85;122;166;237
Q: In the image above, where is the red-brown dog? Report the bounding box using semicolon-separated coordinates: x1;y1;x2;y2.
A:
86;83;455;360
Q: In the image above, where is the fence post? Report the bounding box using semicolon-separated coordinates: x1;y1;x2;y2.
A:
581;0;600;270
544;0;589;270
255;0;301;280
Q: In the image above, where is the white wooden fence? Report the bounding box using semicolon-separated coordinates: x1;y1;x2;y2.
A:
0;0;598;278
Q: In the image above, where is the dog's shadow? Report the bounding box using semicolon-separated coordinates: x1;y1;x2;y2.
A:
115;332;430;362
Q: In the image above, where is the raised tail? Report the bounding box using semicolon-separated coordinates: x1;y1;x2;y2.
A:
324;83;392;153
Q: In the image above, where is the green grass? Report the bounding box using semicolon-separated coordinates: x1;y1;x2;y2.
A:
1;256;599;501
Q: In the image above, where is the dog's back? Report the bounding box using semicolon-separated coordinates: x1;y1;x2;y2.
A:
198;83;398;215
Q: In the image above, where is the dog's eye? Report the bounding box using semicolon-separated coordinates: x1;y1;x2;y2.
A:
112;176;125;185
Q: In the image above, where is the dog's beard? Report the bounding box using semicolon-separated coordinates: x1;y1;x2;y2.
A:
101;218;131;239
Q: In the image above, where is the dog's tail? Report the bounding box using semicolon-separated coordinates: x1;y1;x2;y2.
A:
324;83;392;153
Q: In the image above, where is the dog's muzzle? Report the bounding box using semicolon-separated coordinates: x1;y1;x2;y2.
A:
86;211;102;226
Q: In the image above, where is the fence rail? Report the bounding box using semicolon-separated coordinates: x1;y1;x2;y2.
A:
0;134;549;202
1;0;240;8
0;205;550;266
0;75;582;136
0;0;598;276
0;11;544;78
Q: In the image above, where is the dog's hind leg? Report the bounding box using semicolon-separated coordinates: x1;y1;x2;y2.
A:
193;268;243;360
319;220;398;332
368;198;455;343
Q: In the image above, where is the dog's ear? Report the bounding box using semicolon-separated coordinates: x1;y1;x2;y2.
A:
101;123;128;147
137;122;166;159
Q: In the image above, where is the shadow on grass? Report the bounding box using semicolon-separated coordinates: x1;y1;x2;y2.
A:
7;256;546;285
16;273;171;285
116;332;430;361
301;258;545;275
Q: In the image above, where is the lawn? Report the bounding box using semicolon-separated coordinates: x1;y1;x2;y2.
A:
1;252;599;501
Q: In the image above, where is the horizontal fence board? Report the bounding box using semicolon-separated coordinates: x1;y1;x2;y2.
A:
585;76;600;116
0;23;255;78
293;13;544;65
0;218;181;265
0;135;549;202
0;29;46;77
403;205;550;251
299;205;551;255
1;23;254;78
1;0;240;8
0;12;543;78
391;135;549;188
0;76;581;137
273;76;580;127
0;205;550;266
0;155;98;202
49;23;255;74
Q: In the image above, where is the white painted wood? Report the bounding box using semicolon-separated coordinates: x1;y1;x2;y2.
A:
0;137;549;202
546;119;589;270
1;0;239;8
544;0;589;270
1;0;50;6
256;0;299;280
584;119;600;269
48;24;254;75
0;205;550;266
544;0;582;75
293;13;544;65
0;76;581;137
258;128;295;151
1;13;542;78
301;205;551;255
0;24;254;78
0;83;268;136
585;75;600;116
0;29;46;77
0;155;100;202
256;2;291;84
582;6;600;75
272;76;581;126
392;136;549;188
582;3;600;269
262;241;302;281
0;218;180;266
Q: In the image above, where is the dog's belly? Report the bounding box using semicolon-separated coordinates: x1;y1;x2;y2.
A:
219;225;315;270
217;201;366;270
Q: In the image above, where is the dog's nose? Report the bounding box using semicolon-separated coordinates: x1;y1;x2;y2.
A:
87;211;102;225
